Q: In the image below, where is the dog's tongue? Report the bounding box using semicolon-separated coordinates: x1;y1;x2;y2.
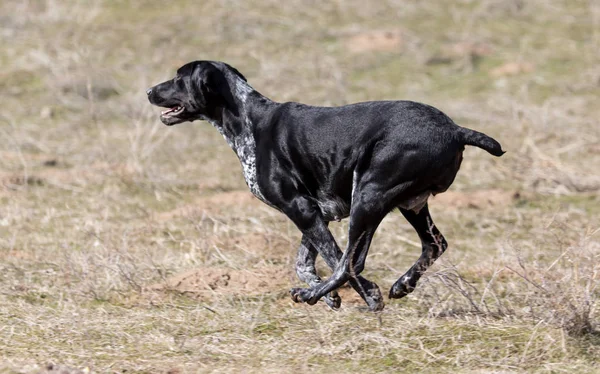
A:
161;106;180;115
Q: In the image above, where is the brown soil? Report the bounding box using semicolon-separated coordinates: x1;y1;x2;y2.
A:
346;29;403;53
444;41;493;58
217;232;293;259
490;61;535;77
0;161;131;190
432;189;519;209
336;284;367;306
157;190;263;220
151;263;372;308
149;265;293;299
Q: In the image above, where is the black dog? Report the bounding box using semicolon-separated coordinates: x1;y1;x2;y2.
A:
147;61;504;311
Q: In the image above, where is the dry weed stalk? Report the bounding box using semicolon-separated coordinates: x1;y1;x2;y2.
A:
419;228;598;337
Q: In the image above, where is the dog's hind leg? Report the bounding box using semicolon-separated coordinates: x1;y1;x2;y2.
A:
296;235;341;309
389;204;448;299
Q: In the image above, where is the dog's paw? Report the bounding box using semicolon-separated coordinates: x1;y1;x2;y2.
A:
290;287;319;305
323;291;341;310
388;279;416;299
364;286;385;311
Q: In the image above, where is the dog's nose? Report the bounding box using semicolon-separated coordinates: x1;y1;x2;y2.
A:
146;88;152;96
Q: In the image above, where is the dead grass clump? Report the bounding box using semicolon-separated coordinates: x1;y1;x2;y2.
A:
38;363;90;374
417;228;599;338
507;234;599;337
431;188;518;209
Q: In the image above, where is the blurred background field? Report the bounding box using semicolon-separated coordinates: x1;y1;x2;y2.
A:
0;0;599;372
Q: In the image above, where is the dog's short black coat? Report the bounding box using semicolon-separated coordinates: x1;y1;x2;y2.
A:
147;60;504;311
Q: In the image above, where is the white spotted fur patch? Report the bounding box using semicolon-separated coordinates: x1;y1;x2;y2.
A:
234;118;264;202
210;78;267;203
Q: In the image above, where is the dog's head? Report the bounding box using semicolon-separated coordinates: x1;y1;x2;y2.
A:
147;61;247;126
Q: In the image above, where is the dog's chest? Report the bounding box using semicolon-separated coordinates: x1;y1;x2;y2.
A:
233;134;265;202
210;117;270;207
215;126;268;205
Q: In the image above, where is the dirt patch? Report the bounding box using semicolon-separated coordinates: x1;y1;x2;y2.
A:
432;189;519;209
0;161;129;191
336;284;367;306
149;265;293;299
444;41;493;58
150;264;367;307
346;29;403;53
490;61;535;77
0;249;35;261
157;190;263;220
218;232;293;259
278;284;372;310
427;41;494;65
198;190;261;211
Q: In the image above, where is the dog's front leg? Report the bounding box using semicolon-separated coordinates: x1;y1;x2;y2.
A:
289;217;344;306
285;196;384;311
292;222;384;311
296;235;341;309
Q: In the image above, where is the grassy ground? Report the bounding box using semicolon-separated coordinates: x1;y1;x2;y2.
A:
1;0;599;372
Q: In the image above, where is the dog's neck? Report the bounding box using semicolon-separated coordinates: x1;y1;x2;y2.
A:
206;78;272;146
205;77;275;203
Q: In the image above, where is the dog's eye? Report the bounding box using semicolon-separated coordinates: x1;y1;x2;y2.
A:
174;76;185;86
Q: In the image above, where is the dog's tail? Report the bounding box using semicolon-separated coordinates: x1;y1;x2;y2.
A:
457;127;505;156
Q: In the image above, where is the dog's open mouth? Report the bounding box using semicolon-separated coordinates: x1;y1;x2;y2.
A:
158;105;187;126
161;106;184;117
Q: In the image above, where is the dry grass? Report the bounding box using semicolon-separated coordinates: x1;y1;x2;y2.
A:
1;0;599;372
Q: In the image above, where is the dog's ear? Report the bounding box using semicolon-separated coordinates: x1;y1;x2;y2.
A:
222;63;247;82
194;62;239;117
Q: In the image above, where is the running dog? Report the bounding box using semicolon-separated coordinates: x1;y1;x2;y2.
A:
147;60;504;311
